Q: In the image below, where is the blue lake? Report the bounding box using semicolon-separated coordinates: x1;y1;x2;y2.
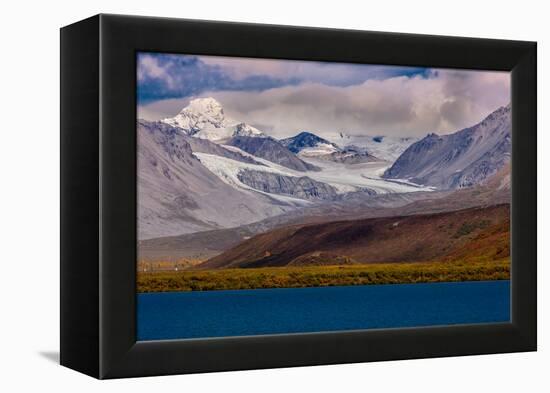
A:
137;280;510;341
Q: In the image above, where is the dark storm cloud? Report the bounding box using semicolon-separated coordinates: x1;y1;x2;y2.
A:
137;53;428;103
137;53;297;103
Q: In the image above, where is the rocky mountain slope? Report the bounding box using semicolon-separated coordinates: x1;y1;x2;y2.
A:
226;135;318;172
181;133;264;166
199;204;509;269
236;169;339;201
137;120;296;239
384;104;511;189
280;132;339;155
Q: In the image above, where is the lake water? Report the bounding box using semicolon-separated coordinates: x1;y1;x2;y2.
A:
137;280;510;341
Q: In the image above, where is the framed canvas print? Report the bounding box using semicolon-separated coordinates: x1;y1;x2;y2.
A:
60;14;537;379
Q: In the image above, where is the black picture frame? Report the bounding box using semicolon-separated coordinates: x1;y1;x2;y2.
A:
60;14;537;379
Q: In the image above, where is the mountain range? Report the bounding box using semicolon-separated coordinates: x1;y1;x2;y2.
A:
137;120;299;239
138;98;511;240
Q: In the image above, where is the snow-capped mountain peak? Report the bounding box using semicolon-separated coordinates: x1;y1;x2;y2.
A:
186;97;225;116
161;97;266;142
280;131;339;154
161;97;231;134
184;97;226;125
280;131;381;164
234;123;265;137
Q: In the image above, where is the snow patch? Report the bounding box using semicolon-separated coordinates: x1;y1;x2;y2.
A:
326;133;418;162
298;143;340;157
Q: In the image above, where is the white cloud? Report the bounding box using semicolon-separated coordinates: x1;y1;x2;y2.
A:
138;69;510;139
137;97;190;120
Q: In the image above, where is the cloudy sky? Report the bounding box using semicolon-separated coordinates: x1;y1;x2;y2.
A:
137;52;510;139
